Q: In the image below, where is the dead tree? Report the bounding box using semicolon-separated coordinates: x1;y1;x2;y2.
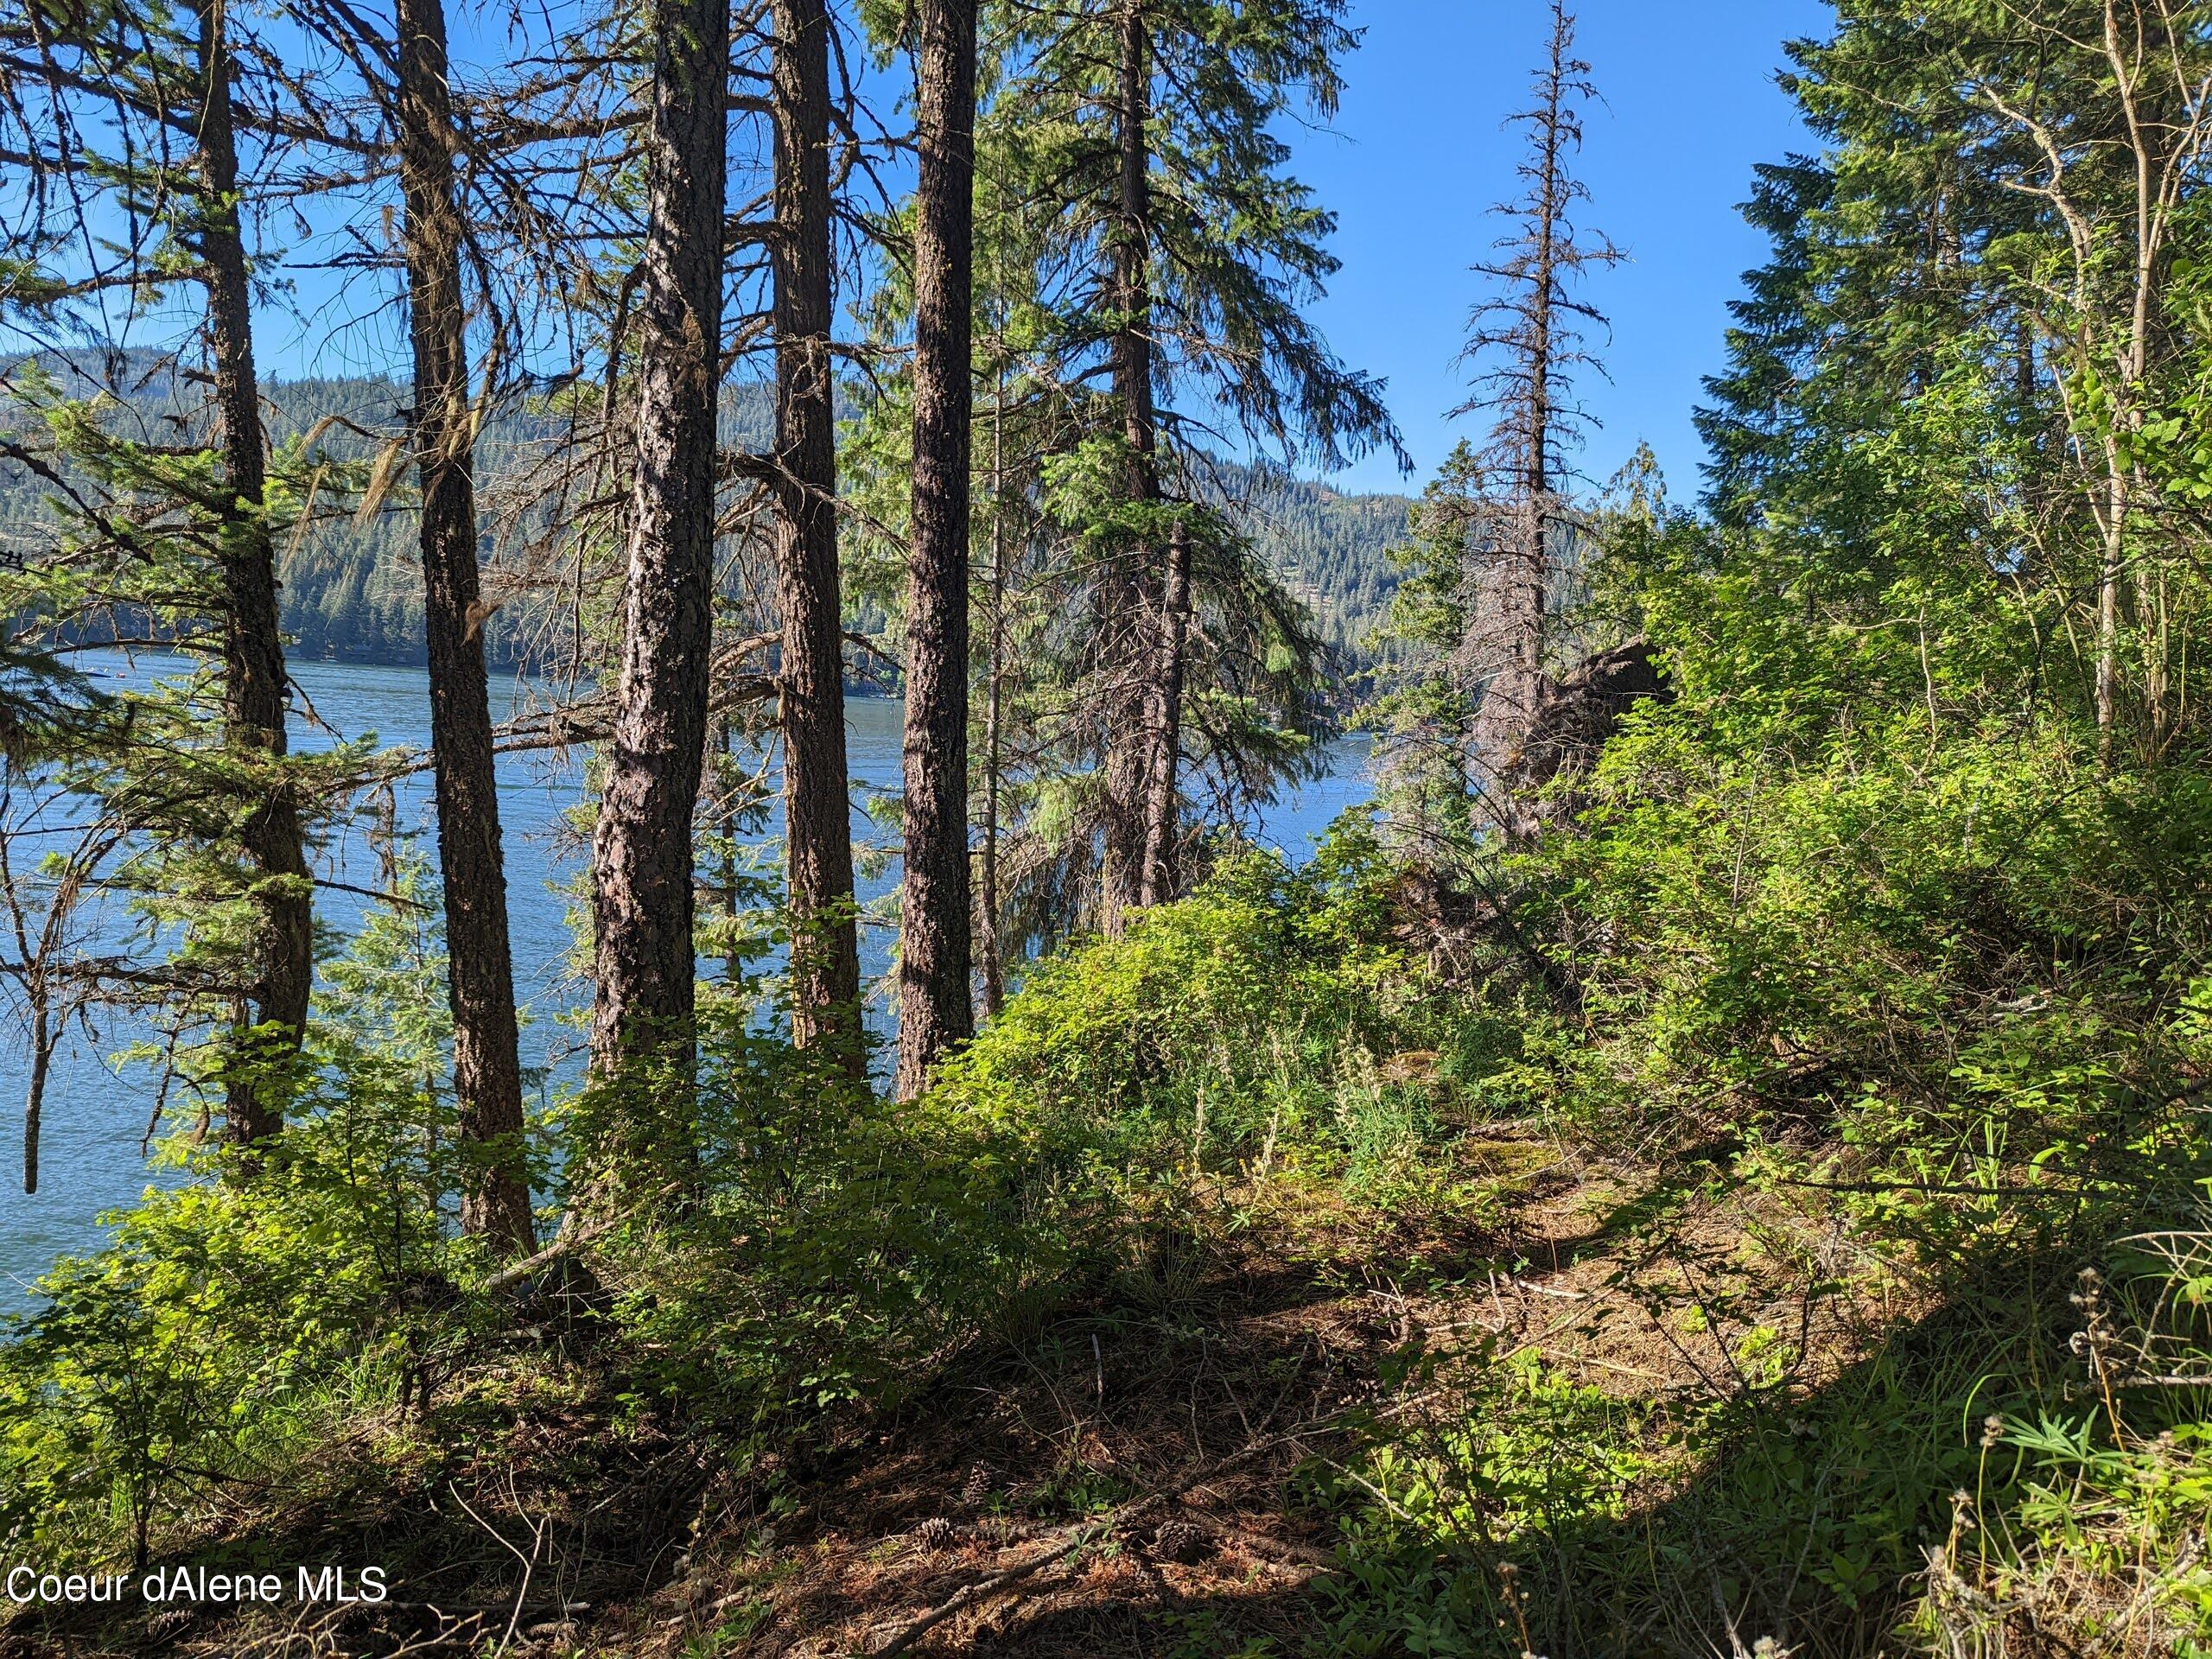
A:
1454;0;1619;794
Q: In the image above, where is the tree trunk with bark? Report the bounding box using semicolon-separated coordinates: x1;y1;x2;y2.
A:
395;0;536;1251
194;0;313;1153
22;1000;46;1195
976;376;1009;1019
1101;0;1159;931
588;0;728;1112
895;0;980;1099
1137;516;1189;907
772;0;863;1077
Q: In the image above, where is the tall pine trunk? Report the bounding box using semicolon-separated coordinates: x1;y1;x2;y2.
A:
395;0;535;1251
588;0;728;1109
976;372;1008;1018
895;0;980;1098
1137;517;1188;906
194;0;312;1151
772;0;863;1077
1102;0;1158;931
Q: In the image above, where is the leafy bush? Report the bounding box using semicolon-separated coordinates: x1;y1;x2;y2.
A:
0;878;480;1565
936;819;1471;1195
592;823;1490;1428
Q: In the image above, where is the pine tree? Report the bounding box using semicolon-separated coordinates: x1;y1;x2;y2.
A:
895;0;982;1098
1695;0;2212;758
194;0;316;1149
389;0;536;1249
989;0;1399;925
842;106;1081;1008
772;0;865;1078
0;0;323;1154
587;0;730;1127
1452;0;1619;796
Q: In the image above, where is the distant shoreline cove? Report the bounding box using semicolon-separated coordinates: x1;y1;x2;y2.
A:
73;637;902;693
291;648;903;695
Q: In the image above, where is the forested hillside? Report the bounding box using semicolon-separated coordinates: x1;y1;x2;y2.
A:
1239;471;1414;661
0;369;1412;669
3;1;2211;1657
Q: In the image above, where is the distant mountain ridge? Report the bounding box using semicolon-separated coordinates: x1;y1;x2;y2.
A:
0;361;1414;671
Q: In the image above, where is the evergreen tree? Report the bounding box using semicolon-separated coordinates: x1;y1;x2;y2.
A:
772;0;865;1078
0;0;327;1154
1698;0;2212;757
895;0;982;1097
387;0;536;1248
587;0;731;1138
988;0;1399;925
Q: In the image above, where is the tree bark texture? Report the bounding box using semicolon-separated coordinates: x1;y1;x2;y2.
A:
1101;0;1159;931
396;0;537;1252
976;379;1008;1019
22;1001;46;1195
772;0;864;1076
1137;516;1189;907
588;0;728;1103
194;0;313;1152
895;0;980;1099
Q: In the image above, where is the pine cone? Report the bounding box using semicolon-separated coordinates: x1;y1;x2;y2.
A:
1153;1517;1207;1564
913;1515;957;1552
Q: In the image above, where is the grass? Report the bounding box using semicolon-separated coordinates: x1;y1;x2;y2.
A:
6;1090;2209;1658
7;842;2209;1658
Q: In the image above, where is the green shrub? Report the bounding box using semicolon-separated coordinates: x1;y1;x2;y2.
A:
936;819;1474;1197
0;868;517;1565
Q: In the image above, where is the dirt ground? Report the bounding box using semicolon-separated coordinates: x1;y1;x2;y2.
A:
588;1130;1865;1658
0;1128;1878;1659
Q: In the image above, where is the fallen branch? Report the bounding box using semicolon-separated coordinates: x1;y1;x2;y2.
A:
861;1391;1439;1656
480;1223;613;1296
866;1521;1104;1657
479;1181;683;1295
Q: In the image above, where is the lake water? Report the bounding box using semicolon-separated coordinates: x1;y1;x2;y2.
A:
0;655;1372;1306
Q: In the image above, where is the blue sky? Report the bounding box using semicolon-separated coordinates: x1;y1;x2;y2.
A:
41;0;1835;512
1300;0;1832;500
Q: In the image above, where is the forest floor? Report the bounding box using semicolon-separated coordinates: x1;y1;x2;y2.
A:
589;1124;1881;1658
595;1138;1584;1658
0;1122;1904;1659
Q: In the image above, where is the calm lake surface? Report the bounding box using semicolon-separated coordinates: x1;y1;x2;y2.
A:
0;655;1373;1307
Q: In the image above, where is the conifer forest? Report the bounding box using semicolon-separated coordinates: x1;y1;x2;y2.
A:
4;0;2212;1653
